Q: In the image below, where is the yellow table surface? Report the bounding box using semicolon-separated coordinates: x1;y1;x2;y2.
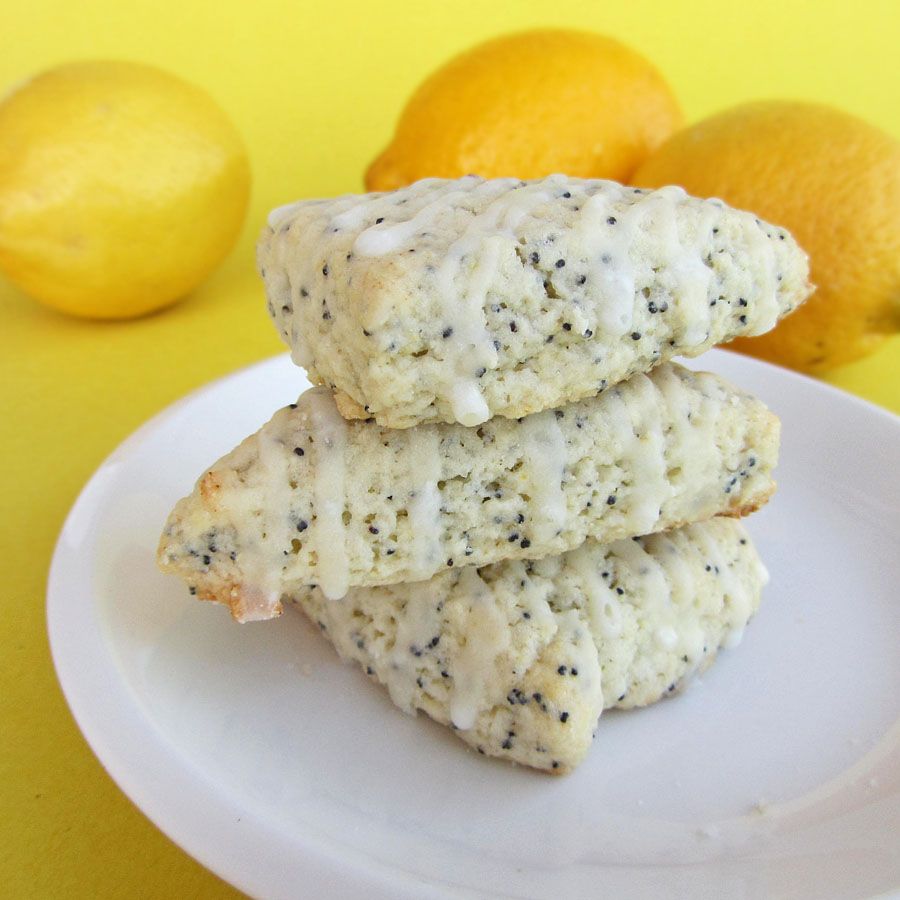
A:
2;1;898;896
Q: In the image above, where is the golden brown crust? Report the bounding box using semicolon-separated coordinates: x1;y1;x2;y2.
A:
333;390;368;421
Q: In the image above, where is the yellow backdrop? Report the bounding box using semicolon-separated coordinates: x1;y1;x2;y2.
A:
2;1;898;895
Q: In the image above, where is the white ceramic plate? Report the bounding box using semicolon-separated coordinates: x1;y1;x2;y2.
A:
48;350;900;899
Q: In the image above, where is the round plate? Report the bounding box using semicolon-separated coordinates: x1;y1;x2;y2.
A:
47;350;900;899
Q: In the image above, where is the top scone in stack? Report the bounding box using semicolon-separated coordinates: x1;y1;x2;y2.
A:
159;175;811;773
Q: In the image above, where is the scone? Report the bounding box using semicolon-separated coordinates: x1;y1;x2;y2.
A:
290;518;768;773
258;174;811;428
157;363;779;621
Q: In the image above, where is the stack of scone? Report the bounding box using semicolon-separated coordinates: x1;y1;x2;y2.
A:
159;175;811;773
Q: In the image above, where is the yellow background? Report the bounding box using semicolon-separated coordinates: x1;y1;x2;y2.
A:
2;1;898;896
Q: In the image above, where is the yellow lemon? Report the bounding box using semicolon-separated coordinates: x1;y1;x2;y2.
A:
634;102;900;372
0;60;250;319
366;29;681;191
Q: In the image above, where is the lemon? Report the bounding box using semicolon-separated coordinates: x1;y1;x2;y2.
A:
366;29;682;191
0;60;250;319
634;102;900;372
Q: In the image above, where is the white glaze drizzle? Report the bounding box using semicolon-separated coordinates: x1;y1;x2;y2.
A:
519;409;568;543
567;543;624;640
602;375;669;534
433;177;561;425
388;580;444;713
741;212;780;335
405;428;443;579
570;183;717;342
236;417;295;622
306;389;350;599
449;567;512;731
572;184;635;336
652;366;712;505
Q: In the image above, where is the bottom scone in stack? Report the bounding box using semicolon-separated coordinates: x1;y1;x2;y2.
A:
159;175;809;773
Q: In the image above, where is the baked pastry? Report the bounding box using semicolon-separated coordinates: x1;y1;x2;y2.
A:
258;175;811;428
157;363;778;621
290;517;767;773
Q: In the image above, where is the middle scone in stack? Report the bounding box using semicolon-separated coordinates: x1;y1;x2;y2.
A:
159;175;812;773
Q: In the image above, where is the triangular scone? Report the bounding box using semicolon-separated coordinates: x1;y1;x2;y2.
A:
290;518;768;774
259;175;811;428
158;364;778;622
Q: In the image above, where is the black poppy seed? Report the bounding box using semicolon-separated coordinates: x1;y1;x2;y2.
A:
322;264;329;276
576;274;587;286
555;259;566;268
710;299;717;307
616;587;624;595
648;302;658;314
464;548;473;556
521;538;531;549
446;557;454;567
501;738;513;750
601;571;609;578
545;334;554;343
738;298;748;307
188;586;196;595
668;683;676;693
509;321;518;332
705;564;712;572
475;367;486;378
441;670;449;678
293;447;305;456
607;216;617;225
552;761;560;769
322;310;331;320
508;532;519;542
356;639;365;649
557;665;567;675
562;322;572;331
559;712;569;723
739;314;748;324
562;191;571;198
368;525;379;535
606;495;617;506
202;555;211;566
522;612;531;621
530;251;540;264
386;548;395;555
631;332;641;340
493;339;501;351
410;645;422;657
300;287;308;297
375;216;384;224
229;551;236;561
516;513;525;524
442;327;453;338
366;666;374;675
583;328;593;337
